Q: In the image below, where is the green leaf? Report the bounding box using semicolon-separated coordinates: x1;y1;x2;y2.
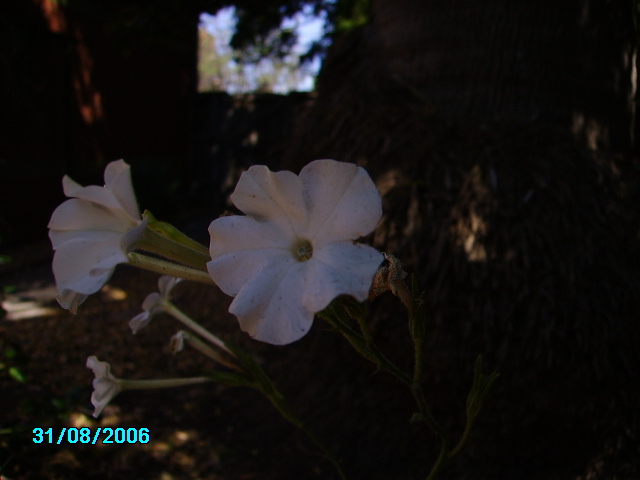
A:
410;412;424;424
230;345;280;398
466;355;499;419
206;369;254;388
8;367;26;383
3;347;17;359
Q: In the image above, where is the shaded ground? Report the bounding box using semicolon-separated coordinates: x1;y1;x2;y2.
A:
1;242;639;480
0;243;428;480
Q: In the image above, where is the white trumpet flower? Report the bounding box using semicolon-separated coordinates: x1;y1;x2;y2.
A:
48;160;145;313
207;159;384;345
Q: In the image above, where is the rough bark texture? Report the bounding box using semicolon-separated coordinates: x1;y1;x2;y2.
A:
369;0;636;152
283;0;640;478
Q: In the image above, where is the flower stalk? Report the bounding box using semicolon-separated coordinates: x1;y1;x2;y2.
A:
87;355;212;418
229;346;349;480
321;281;497;480
162;301;234;356
171;330;241;372
127;252;214;284
262;385;349;480
119;376;212;391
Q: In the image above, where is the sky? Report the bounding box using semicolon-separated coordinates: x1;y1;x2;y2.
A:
199;7;325;92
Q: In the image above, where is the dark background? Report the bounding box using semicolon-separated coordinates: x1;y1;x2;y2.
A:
1;1;639;479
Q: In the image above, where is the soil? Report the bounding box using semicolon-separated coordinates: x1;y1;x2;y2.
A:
0;245;430;480
1;242;638;480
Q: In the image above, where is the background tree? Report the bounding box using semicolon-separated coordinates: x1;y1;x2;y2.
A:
203;0;640;476
278;1;640;478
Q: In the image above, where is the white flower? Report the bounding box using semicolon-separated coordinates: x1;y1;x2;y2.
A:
86;355;212;418
129;276;181;334
86;355;123;418
207;159;384;345
48;160;146;313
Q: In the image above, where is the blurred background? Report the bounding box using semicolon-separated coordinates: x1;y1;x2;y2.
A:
1;0;640;479
0;0;329;248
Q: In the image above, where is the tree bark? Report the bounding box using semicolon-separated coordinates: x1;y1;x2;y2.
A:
283;1;640;478
370;0;636;152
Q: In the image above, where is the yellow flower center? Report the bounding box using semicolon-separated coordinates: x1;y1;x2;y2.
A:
292;238;313;261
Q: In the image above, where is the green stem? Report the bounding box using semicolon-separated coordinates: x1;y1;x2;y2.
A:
448;417;473;459
411;318;424;387
406;293;450;480
324;298;451;480
121;376;212;391
426;436;450;480
352;310;413;385
163;301;235;357
127;252;214;284
175;331;242;372
318;305;376;364
260;385;349;480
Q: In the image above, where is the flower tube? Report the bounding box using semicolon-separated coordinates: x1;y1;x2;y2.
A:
86;356;211;418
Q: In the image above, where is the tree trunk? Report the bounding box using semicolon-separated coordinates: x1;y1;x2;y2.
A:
283;1;640;478
370;0;636;152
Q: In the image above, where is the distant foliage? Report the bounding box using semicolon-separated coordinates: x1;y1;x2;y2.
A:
198;15;314;93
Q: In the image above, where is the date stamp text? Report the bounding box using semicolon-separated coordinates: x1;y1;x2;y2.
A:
32;427;149;445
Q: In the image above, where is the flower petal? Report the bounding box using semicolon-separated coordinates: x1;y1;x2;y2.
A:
141;292;163;311
103;160;140;221
208;248;291;297
300;159;382;243
56;290;89;314
158;276;181;298
86;355;122;418
48;198;135;242
208;215;292;295
62;178;125;215
229;258;312;345
209;215;291;258
301;242;384;312
52;234;128;295
129;310;152;334
61;160;140;223
230;165;307;235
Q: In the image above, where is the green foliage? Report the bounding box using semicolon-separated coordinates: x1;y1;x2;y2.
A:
47;0;373;91
0;447;13;475
200;0;372;65
0;234;10;267
0;341;29;384
0;234;9;267
318;277;499;479
198;18;312;93
333;0;371;32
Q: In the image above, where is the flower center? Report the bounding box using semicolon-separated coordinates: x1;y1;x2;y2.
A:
292;238;313;261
